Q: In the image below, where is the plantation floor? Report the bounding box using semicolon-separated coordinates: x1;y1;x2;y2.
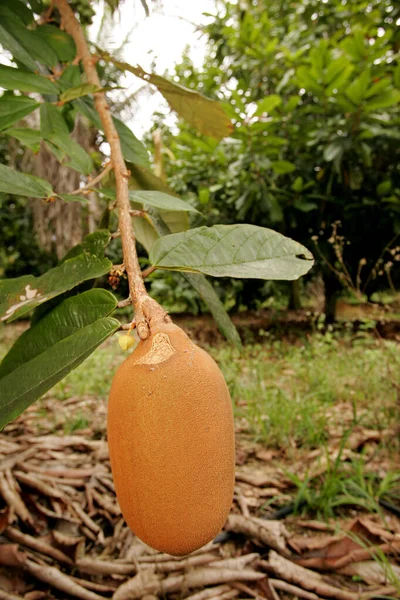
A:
0;324;399;599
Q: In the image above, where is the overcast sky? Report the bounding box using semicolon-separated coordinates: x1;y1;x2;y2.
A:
92;0;218;137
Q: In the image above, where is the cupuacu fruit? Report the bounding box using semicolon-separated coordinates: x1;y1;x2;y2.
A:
107;320;235;556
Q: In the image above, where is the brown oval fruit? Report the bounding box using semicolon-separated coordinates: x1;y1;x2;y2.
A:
107;321;235;556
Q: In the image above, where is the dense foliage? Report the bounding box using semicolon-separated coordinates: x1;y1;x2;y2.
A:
155;0;400;316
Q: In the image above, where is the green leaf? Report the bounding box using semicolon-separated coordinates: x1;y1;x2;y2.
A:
291;176;304;192
57;194;90;204
40;103;93;174
0;0;33;24
147;210;241;348
133;191;199;213
35;25;76;62
364;89;400;112
0;64;58;95
0;252;112;322
63;230;111;260
40;103;69;136
293;199;318;212
323;140;345;162
345;69;370;105
0;21;37;71
46;131;93;175
325;65;354;96
150;224;314;280
296;66;323;95
98;188;199;213
74;98;150;168
0;289;117;379
28;0;43;14
0;15;59;68
271;160;296;175
60;65;82;87
113;118;150;168
0;290;119;429
131;205;188;253
254;94;282;116
0;164;52;198
184;272;242;348
377;180;392;197
0;95;39;131
98;54;233;140
4;127;42;152
394;63;400;89
60;83;101;103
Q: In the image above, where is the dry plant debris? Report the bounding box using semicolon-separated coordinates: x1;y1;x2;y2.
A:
0;395;399;599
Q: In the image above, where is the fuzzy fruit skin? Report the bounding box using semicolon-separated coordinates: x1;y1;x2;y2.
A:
107;322;235;556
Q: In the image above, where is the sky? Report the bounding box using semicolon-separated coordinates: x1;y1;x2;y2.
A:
91;0;218;137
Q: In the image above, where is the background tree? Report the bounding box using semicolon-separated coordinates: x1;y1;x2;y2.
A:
153;0;400;319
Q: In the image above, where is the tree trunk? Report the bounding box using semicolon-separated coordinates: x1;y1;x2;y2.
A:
323;271;340;324
288;279;302;310
18;112;99;259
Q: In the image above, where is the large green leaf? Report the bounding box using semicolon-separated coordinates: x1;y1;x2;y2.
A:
132;205;188;253
40;103;93;174
57;194;90;205
0;21;37;71
0;164;52;198
149;211;241;348
113;118;150;168
150;224;314;280
0;252;112;322
0;15;59;68
345;69;370;105
0;65;58;95
4;127;42;153
0;290;119;429
40;103;69;136
0;95;39;131
60;83;101;103
73;98;150;168
0;0;33;25
47;131;93;175
97;54;233;140
0;289;117;379
30;230;111;325
99;188;199;213
35;25;76;62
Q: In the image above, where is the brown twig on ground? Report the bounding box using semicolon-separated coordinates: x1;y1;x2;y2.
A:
113;566;266;600
0;471;34;527
269;579;323;600
54;0;168;338
5;527;73;565
25;559;105;600
76;557;136;576
263;551;364;600
225;514;290;556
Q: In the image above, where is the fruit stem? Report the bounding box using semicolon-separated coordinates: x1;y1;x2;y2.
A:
54;0;168;337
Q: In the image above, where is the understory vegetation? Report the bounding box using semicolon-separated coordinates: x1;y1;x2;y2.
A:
2;323;398;521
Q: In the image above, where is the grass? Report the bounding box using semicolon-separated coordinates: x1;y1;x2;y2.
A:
1;323;399;519
210;332;400;450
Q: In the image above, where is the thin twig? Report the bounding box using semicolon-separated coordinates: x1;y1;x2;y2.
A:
54;0;168;338
118;297;132;308
141;265;157;279
68;161;113;196
129;209;146;217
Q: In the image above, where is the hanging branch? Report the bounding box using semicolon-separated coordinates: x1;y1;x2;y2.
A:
54;0;168;339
